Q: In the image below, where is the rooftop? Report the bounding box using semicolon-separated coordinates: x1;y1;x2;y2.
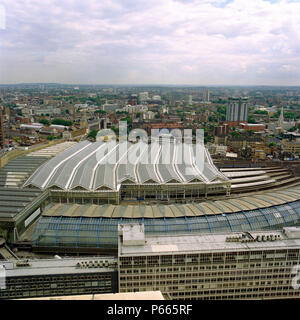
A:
40;184;300;218
23;141;229;191
2;256;117;277
119;226;300;257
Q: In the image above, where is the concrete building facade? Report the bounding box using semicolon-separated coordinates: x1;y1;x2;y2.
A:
226;97;249;124
118;225;300;300
0;256;118;299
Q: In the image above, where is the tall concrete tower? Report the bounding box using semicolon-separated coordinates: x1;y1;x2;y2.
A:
226;97;249;124
203;89;210;102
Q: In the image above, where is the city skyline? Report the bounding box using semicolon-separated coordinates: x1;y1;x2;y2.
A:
1;0;300;85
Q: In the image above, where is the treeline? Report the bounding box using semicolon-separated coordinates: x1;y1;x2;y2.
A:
39;118;73;126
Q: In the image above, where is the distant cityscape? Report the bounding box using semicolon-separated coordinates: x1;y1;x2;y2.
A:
0;84;299;161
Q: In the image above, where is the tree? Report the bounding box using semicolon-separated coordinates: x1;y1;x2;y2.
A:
95;110;106;114
231;131;241;137
39;119;50;126
254;110;268;115
87;130;99;140
110;126;119;136
248;116;256;124
52;119;73;126
288;126;297;132
47;135;59;141
284;111;296;120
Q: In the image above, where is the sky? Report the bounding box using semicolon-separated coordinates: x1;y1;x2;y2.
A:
0;0;300;85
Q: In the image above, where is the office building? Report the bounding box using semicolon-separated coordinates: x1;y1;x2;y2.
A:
226;97;249;125
0;256;118;299
118;224;300;300
203;90;210;102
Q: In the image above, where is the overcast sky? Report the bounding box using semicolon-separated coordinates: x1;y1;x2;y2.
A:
0;0;300;85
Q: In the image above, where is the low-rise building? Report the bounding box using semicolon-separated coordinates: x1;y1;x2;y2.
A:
0;256;118;299
282;138;300;154
239;123;266;132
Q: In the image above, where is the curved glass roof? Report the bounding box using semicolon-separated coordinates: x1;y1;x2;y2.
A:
116;142;146;184
136;143;161;184
24;141;90;189
46;143;101;189
33;198;300;249
69;143;107;190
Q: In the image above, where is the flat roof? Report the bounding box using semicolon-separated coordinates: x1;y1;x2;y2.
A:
119;228;300;257
22;291;165;300
2;256;117;278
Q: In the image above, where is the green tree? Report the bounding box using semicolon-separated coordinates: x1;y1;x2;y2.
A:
284;111;297;120
52;119;73;126
288;126;297;132
110;126;119;136
95;110;106;114
248;116;256;124
47;135;59;141
87;130;99;140
39;119;50;126
254;110;268;115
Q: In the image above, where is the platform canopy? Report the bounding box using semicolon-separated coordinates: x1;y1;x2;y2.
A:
24;141;229;192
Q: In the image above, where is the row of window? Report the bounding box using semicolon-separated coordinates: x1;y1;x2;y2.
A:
120;273;294;282
5;274;112;285
121;251;300;263
120;264;298;275
0;287;114;299
120;277;293;287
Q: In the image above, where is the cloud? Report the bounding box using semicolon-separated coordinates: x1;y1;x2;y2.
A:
0;0;300;84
